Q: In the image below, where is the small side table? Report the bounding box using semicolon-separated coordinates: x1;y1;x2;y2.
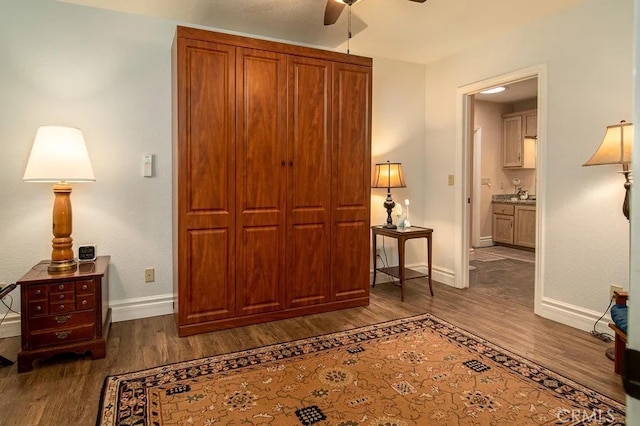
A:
17;256;111;372
371;226;433;301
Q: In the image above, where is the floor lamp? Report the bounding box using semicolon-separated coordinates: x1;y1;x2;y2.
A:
583;120;633;363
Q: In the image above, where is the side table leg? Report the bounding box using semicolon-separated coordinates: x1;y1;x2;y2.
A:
372;231;377;287
399;238;406;302
427;234;434;296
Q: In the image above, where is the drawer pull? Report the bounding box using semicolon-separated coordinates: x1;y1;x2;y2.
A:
55;315;71;324
35;305;42;311
58;304;65;310
35;289;41;295
81;299;88;306
58;284;65;290
59;294;65;300
81;284;88;290
55;331;71;340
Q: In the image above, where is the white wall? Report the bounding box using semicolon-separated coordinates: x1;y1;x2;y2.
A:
424;0;633;330
0;0;177;332
371;57;427;277
0;0;428;335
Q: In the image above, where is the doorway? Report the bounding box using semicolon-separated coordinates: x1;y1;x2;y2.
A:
454;64;546;315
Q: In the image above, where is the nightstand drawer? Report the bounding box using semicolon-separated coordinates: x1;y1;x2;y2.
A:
51;282;74;293
30;324;95;348
29;301;49;317
49;302;75;314
76;295;95;311
76;280;94;295
50;291;74;304
28;285;48;301
29;311;95;332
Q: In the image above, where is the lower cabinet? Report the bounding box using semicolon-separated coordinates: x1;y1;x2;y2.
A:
492;203;536;249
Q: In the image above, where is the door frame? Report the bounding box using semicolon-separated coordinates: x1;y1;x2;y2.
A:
472;127;482;248
454;64;547;314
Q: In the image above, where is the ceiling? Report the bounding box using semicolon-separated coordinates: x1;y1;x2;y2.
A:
474;78;538;103
59;0;585;65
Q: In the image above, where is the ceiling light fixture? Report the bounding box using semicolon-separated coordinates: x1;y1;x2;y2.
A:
480;86;506;94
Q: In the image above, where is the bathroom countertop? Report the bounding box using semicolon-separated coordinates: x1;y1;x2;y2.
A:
492;199;536;205
492;195;536;205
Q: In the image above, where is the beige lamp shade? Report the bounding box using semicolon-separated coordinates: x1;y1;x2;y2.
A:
583;121;633;167
23;126;95;182
372;161;407;189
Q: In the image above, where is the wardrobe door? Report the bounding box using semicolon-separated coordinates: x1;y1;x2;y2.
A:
236;48;288;316
175;39;236;326
286;56;332;308
331;62;372;301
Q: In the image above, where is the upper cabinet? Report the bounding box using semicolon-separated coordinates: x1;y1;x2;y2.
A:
502;109;537;169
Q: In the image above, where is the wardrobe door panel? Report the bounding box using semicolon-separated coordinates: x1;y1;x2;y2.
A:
236;48;287;316
286;56;332;308
175;39;236;326
331;63;372;301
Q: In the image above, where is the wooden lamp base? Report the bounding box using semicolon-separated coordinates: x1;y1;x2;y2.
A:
49;182;77;274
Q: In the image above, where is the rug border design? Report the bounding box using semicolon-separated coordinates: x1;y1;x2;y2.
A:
97;312;625;425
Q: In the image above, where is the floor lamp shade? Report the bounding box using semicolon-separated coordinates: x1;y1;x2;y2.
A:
372;161;406;229
583;120;633;220
23;126;95;273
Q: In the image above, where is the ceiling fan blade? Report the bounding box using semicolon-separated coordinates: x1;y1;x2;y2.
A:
324;0;346;26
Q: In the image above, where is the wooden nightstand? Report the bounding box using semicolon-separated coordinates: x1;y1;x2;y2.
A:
17;256;111;373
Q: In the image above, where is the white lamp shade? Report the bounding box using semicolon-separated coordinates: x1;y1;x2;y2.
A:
23;126;95;182
583;121;633;166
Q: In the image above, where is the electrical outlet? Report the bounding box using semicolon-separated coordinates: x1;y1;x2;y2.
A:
610;284;624;299
144;268;155;283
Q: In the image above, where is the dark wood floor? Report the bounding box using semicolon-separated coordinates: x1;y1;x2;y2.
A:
0;265;625;425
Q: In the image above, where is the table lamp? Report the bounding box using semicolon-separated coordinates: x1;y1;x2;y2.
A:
372;161;406;229
23;126;95;273
583;120;633;220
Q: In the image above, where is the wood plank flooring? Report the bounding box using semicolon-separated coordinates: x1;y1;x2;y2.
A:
0;268;625;425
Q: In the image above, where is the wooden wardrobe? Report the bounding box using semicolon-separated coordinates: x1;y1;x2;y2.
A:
172;26;372;336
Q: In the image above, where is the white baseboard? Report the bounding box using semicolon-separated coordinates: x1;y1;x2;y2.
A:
536;296;612;335
370;262;455;288
0;313;21;338
477;237;494;248
110;293;175;322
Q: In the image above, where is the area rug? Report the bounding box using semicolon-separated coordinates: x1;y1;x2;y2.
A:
97;313;625;425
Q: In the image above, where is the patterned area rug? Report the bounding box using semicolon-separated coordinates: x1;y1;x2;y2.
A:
97;314;624;425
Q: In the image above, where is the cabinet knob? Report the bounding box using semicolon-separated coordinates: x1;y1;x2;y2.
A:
59;294;65;300
58;284;65;290
58;304;65;310
81;284;88;290
35;305;42;311
35;289;41;295
81;299;88;305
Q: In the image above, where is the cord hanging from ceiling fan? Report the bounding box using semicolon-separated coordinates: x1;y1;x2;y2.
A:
347;2;352;55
